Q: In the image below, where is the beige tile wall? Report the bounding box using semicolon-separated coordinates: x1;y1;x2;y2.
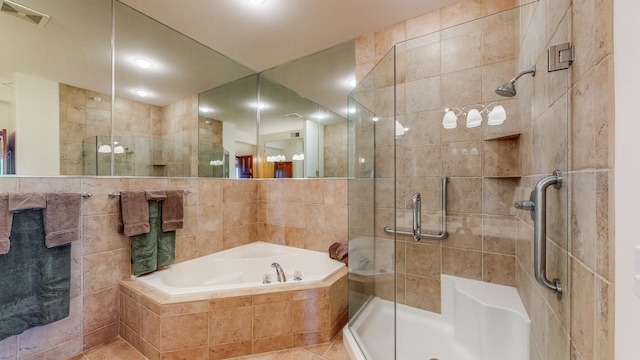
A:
324;122;349;177
353;0;528;314
0;177;347;359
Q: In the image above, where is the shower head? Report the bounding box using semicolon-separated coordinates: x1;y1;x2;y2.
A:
495;65;536;97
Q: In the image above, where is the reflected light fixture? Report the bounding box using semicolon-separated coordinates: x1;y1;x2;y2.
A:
133;58;153;69
199;107;213;113
348;79;357;88
248;0;266;4
442;103;507;129
372;117;379;122
395;121;405;137
135;89;149;97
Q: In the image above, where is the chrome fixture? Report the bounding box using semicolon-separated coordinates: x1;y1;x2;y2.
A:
495;65;536;97
514;170;563;299
442;103;507;129
262;273;272;284
548;43;574;72
293;270;302;281
385;177;449;241
271;262;286;282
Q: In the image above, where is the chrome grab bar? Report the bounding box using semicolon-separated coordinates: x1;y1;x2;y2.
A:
384;176;448;241
515;170;563;299
412;193;421;241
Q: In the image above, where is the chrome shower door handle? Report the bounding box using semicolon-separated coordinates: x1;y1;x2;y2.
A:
412;193;421;242
516;170;563;299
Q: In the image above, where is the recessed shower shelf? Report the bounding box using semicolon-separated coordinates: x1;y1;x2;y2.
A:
483;132;521;141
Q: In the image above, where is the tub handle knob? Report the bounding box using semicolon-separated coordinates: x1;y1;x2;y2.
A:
293;270;302;281
262;273;272;284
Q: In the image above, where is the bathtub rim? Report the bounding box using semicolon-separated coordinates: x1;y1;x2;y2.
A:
120;262;348;306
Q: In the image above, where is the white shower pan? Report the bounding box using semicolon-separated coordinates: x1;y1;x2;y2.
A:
344;275;531;360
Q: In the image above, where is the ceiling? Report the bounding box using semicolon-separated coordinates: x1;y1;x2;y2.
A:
120;0;463;72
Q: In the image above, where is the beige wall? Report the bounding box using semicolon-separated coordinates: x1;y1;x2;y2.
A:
353;0;615;359
0;177;347;359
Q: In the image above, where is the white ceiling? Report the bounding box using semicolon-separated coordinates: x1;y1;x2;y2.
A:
119;0;462;72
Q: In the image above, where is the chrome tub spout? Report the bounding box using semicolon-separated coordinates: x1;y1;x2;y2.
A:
271;262;286;282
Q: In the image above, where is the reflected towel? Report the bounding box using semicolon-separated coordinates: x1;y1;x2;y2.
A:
43;193;81;248
8;193;46;212
162;190;183;232
0;194;10;254
120;191;150;237
328;242;348;265
145;190;167;202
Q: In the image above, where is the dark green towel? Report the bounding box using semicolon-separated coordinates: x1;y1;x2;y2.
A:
131;201;175;276
0;210;71;341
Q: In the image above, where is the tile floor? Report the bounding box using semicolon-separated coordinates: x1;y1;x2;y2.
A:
71;333;350;360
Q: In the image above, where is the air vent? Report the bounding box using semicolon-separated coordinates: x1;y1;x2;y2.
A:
1;0;50;27
285;113;303;118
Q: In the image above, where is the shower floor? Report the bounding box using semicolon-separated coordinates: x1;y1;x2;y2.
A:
346;297;478;360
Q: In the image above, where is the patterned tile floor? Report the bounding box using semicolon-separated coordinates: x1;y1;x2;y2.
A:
71;333;350;360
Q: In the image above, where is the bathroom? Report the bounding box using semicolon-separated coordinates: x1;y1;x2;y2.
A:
0;0;636;359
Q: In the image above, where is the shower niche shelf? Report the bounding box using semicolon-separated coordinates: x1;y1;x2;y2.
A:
482;133;521;178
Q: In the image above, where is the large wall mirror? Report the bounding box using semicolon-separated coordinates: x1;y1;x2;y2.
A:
0;0;352;178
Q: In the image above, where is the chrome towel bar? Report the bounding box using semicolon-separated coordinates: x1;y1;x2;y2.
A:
515;170;563;299
384;176;449;241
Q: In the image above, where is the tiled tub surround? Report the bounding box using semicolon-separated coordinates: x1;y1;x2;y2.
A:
0;177;348;359
119;267;348;360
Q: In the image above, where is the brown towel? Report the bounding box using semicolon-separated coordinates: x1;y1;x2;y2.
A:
329;242;348;265
43;193;81;248
145;190;167;202
120;191;150;237
0;194;11;254
8;193;46;212
162;190;183;232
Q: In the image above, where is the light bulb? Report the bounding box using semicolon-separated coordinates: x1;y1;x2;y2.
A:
133;58;153;69
442;110;458;129
466;109;482;128
487;105;507;125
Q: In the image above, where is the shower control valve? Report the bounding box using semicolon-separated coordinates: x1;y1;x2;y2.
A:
514;200;535;211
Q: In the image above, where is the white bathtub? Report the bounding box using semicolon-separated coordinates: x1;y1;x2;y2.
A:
135;241;346;296
344;275;531;360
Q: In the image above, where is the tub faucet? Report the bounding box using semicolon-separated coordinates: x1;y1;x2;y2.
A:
271;262;287;282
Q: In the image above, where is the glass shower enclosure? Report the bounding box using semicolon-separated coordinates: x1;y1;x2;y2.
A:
346;1;568;359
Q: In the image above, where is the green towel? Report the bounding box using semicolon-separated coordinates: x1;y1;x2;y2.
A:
0;210;71;341
131;201;175;276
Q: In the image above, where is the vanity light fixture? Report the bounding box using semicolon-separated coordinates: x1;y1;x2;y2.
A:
133;58;153;69
442;103;507;129
135;89;149;97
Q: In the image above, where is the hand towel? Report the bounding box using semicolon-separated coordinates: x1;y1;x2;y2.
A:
0;194;10;254
43;193;81;248
145;190;167;202
120;191;150;237
328;242;348;265
162;190;183;232
131;201;175;275
8;193;46;212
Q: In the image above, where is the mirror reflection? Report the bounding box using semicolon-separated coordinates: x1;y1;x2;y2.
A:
0;0;353;177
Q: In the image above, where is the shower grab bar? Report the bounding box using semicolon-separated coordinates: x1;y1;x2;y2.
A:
384;176;449;241
514;170;563;299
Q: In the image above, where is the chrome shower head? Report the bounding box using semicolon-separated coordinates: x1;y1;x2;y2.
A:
495;65;536;97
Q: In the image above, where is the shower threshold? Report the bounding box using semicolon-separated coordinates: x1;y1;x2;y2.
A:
345;297;478;360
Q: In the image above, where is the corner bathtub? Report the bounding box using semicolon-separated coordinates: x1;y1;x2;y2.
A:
135;241;346;296
119;242;349;359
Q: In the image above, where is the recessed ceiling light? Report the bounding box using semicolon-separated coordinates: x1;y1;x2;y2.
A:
348;108;356;114
199;107;213;113
133;58;153;69
372;117;379;122
135;89;149;97
247;0;266;5
348;79;357;87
